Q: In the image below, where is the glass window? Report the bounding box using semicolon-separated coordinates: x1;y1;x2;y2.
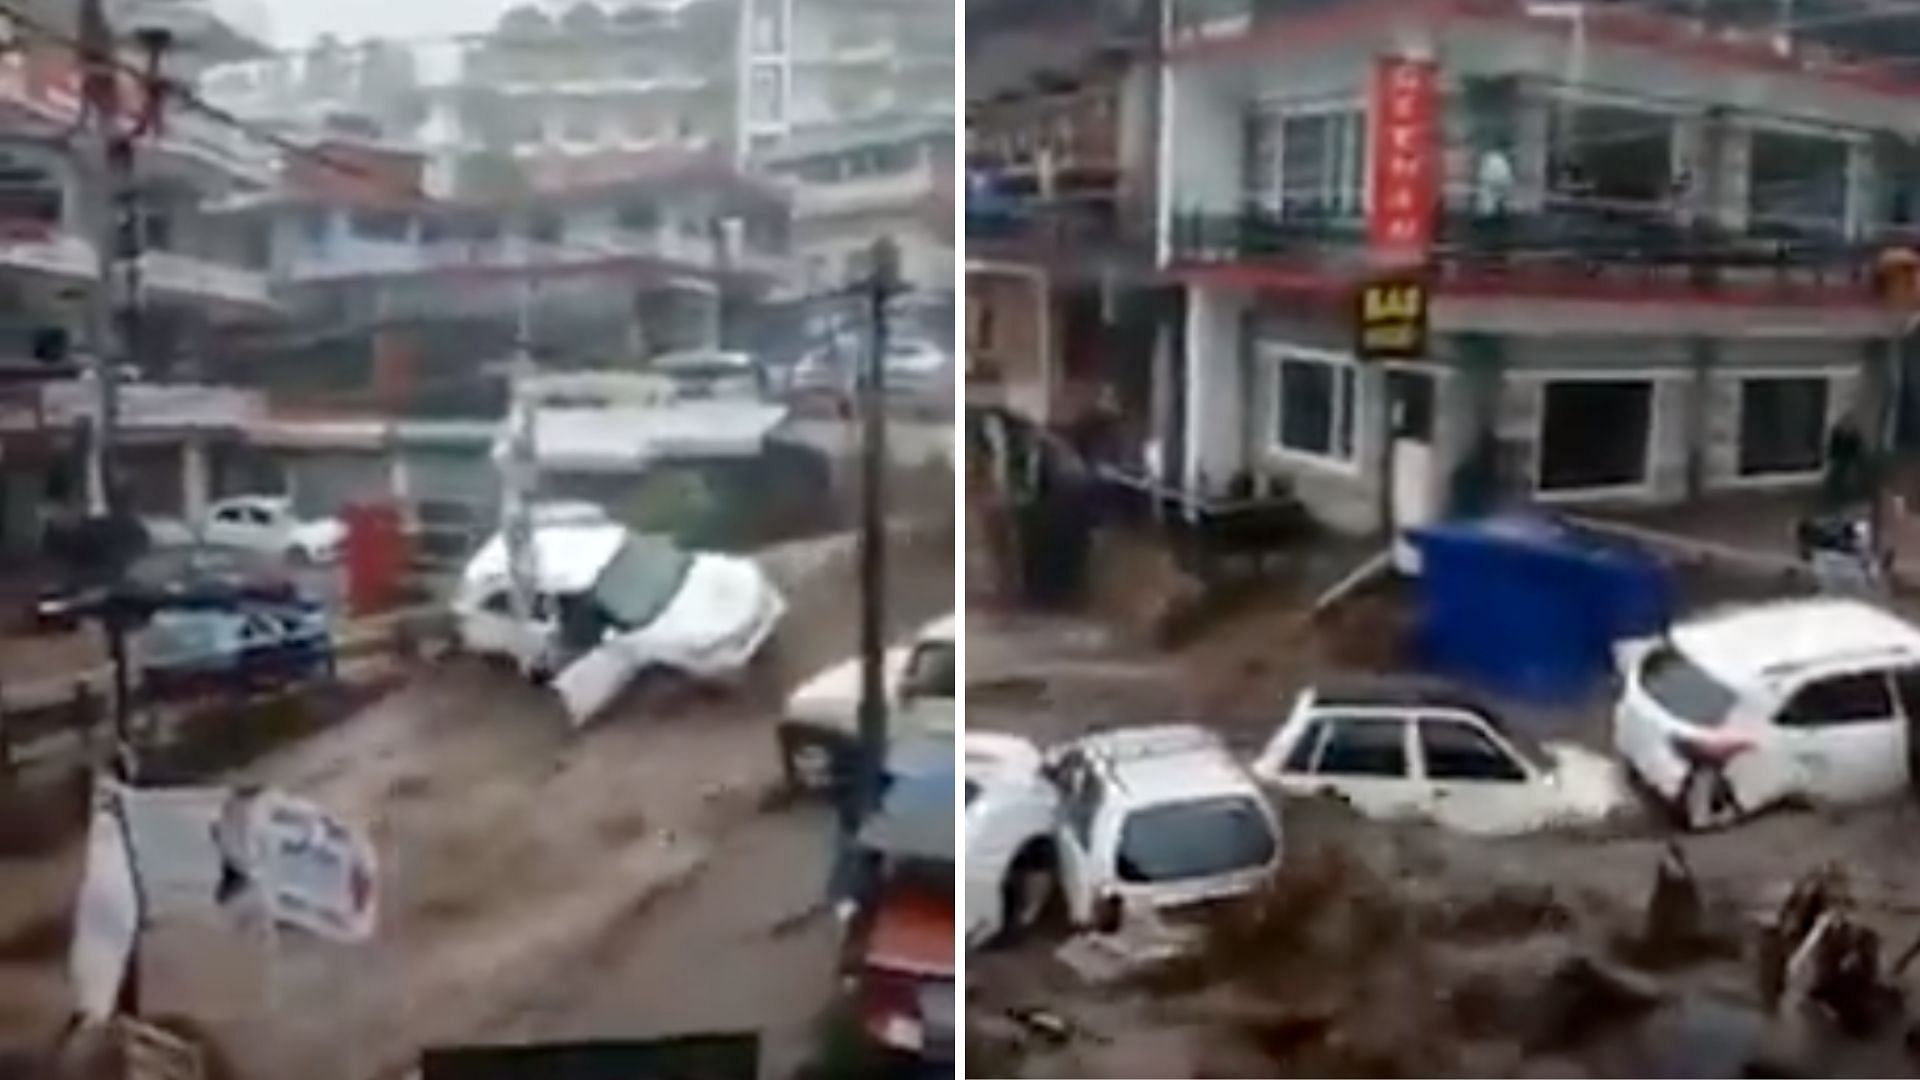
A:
1739;378;1828;477
1272;350;1356;462
1244;108;1365;217
749;65;784;126
1749;130;1849;237
350;210;410;241
1779;672;1896;727
1539;380;1651;492
1419;719;1527;782
1283;719;1324;772
1115;796;1276;883
1316;718;1408;777
590;536;695;629
901;641;954;700
1642;645;1738;727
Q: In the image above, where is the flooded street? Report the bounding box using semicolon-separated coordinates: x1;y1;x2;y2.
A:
966;598;1920;1079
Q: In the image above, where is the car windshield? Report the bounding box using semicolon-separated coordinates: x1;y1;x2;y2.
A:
143;614;232;663
1116;795;1276;884
1642;644;1738;727
590;535;695;629
903;640;954;699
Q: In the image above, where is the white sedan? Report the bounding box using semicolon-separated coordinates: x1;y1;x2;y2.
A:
1614;598;1920;829
201;495;346;564
1253;678;1625;836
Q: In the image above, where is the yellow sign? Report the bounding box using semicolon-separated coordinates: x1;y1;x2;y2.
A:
1354;278;1429;360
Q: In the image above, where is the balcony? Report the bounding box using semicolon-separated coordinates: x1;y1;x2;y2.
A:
1168;203;1892;303
0;231;274;314
0;380;266;435
789;159;938;219
967;193;1151;270
280;228;786;285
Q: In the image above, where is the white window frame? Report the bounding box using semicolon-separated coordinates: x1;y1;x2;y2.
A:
1526;372;1664;501
1244;98;1367;219
1743;119;1861;237
1262;342;1361;473
1728;369;1834;487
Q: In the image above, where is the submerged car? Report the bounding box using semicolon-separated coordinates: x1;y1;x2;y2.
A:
137;602;333;701
1253;677;1625;835
1614;597;1920;829
451;517;785;725
964;730;1061;950
777;614;955;793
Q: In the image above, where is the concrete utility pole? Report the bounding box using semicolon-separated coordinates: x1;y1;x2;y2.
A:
854;236;901;825
501;275;542;651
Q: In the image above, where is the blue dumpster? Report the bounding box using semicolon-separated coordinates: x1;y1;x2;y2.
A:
1409;516;1672;704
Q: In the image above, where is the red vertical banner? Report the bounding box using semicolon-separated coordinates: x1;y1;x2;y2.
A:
1368;56;1440;263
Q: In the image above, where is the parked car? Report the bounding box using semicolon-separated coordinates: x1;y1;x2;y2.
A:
137;602;334;701
35;545;299;633
1613;597;1920;829
964;731;1061;949
201;495;346;564
842;740;954;1067
777;614;955;793
450;516;786;725
1251;677;1626;835
1044;725;1282;930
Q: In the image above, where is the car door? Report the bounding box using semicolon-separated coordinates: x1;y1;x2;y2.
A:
1298;714;1422;820
1771;669;1908;804
1048;752;1104;925
1415;714;1544;834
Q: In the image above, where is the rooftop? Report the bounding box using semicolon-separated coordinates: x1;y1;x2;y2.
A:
1674;598;1920;688
1076;724;1258;806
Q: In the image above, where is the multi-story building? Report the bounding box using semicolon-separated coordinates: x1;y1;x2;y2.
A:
976;0;1920;537
0;5;281;548
200;0;954;200
763;110;952;297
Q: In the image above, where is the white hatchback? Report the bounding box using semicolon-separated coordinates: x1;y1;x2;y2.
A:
1253;678;1625;836
1613;598;1920;829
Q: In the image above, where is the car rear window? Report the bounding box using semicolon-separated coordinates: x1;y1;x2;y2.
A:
1641;644;1737;727
1116;795;1276;884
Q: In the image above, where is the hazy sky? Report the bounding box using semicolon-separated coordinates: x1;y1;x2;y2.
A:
260;0;522;47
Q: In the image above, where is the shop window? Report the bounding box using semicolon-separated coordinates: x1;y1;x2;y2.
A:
1538;380;1652;492
1739;376;1828;477
1268;346;1357;463
1546;104;1674;210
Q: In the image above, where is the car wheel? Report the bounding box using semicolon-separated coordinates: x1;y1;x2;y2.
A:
1677;766;1740;831
779;727;842;795
998;845;1059;944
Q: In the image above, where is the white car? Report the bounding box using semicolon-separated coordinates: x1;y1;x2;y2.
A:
777;615;955;792
964;731;1061;949
1252;678;1626;836
201;495;345;564
1614;597;1920;829
452;517;786;726
1046;725;1282;930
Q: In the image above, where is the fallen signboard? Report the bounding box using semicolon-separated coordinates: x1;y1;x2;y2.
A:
248;789;379;944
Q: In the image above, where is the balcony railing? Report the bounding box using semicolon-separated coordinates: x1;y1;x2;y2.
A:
0;230;274;310
967;194;1152;264
1169;203;1893;297
281;228;784;284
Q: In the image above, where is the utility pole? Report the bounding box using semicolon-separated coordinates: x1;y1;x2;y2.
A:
853;236;901;826
501;275;542;652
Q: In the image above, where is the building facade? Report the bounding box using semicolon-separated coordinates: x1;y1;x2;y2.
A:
972;0;1920;537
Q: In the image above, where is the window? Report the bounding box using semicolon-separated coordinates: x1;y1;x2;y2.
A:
1641;646;1737;727
1419;719;1527;783
901;641;954;700
751;6;786;53
1115;796;1276;884
1315;718;1408;777
1546;104;1675;208
616;200;660;232
300;209;331;244
1270;347;1357;463
1779;672;1896;727
1739;377;1828;477
527;209;564;244
350;210;410;242
1244;107;1365;217
1283;720;1325;772
1538;380;1652;492
1749;130;1849;237
749;65;784;127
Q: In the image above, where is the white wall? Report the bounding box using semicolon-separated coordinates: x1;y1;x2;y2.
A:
1182;286;1247;495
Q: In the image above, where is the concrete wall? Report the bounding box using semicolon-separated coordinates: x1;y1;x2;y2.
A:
1182;287;1248;497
